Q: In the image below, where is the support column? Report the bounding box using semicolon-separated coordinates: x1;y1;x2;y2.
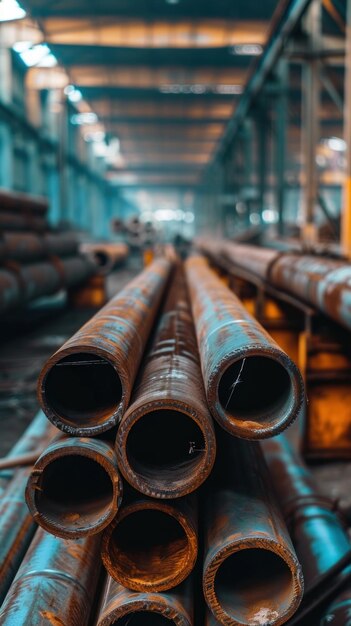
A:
342;0;351;257
301;0;321;245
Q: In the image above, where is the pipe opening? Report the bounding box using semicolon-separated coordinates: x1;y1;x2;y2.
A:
112;614;172;625
36;455;114;531
218;356;291;424
44;353;122;427
214;548;294;624
94;251;109;268
126;409;206;485
109;508;189;588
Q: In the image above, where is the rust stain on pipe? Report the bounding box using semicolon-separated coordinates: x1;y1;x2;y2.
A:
26;435;122;539
97;576;193;625
185;255;304;439
262;436;351;590
203;437;303;626
37;257;172;436
0;528;101;625
116;267;216;499
101;495;197;592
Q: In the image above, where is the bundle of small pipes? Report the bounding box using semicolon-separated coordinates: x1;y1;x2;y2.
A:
80;242;129;275
0;189;97;314
1;254;350;625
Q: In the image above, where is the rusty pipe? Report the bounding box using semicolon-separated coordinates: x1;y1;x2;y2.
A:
38;257;172;436
203;437;303;626
116;268;216;498
0;410;56;495
0;231;78;263
185;255;304;439
80;242;129;275
0;189;48;215
211;241;351;334
101;495;198;592
262;436;351;591
25;435;122;539
0;413;56;601
0;255;96;314
97;576;193;625
0;528;101;625
0;451;43;470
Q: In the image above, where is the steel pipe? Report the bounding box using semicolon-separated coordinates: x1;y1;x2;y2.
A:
208;241;351;334
80;242;129;275
320;587;351;625
102;495;197;592
116;267;216;498
262;436;351;590
38;257;172;436
0;231;78;263
26;435;122;538
0;413;55;601
203;437;303;626
0;410;56;495
0;189;48;215
97;576;193;625
0;528;101;625
185;255;304;439
0;255;96;314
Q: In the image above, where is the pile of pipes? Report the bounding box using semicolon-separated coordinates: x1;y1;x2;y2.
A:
112;215;158;250
197;238;351;334
0;254;350;624
0;190;97;314
80;242;129;275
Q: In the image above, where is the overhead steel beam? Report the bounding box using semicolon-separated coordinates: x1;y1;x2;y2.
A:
211;0;314;165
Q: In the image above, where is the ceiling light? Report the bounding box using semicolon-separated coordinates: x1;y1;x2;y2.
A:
323;137;346;152
230;44;263;56
0;0;26;22
14;43;57;67
71;112;98;125
66;86;83;103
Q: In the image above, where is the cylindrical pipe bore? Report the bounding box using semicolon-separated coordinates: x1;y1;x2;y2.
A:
117;268;216;498
185;255;304;439
0;528;101;626
203;437;303;626
38;257;172;436
102;497;197;592
97;576;193;626
26;436;122;538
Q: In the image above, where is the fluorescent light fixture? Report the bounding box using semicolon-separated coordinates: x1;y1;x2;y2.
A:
71;112;98;125
262;209;278;224
231;44;263;56
0;0;26;22
159;83;243;95
215;84;243;95
13;42;57;67
323;137;346;152
65;86;82;103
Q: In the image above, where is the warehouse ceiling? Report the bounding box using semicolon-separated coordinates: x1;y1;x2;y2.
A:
21;0;278;189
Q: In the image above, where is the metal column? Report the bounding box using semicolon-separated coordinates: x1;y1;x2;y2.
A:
301;0;321;244
342;0;351;257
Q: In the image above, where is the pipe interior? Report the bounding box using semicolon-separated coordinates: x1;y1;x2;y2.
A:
94;251;109;267
112;614;172;625
214;548;294;624
110;508;189;586
44;353;122;427
36;455;114;530
126;409;206;486
218;356;291;424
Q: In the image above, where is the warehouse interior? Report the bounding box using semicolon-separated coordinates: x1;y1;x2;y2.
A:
1;0;351;625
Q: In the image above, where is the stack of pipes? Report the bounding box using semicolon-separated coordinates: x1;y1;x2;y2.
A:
0;253;349;624
0;190;96;314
